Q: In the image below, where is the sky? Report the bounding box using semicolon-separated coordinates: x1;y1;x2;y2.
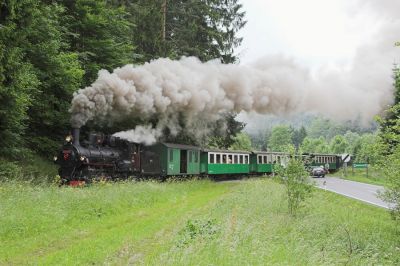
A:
235;0;400;131
237;0;381;69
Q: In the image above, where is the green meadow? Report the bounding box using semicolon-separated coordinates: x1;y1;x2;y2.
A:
1;179;399;265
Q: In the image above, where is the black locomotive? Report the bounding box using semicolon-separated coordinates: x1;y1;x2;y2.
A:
54;128;141;185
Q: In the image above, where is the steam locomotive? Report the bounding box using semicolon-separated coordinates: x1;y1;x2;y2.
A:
55;128;343;185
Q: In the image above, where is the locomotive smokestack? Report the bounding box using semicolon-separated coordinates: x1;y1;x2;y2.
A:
72;128;80;146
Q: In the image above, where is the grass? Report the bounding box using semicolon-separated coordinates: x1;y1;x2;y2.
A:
330;167;387;186
1;178;399;265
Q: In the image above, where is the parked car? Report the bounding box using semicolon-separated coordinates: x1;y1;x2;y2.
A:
311;166;325;178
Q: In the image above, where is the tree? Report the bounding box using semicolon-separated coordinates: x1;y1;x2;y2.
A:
208;113;245;149
329;135;348;154
344;131;360;154
24;3;84;155
355;133;383;164
292;126;307;149
300;136;330;154
380;146;400;222
249;131;267;151
276;150;313;216
61;0;136;86
268;125;293;151
378;66;400;152
229;132;252;151
0;0;41;157
166;0;246;63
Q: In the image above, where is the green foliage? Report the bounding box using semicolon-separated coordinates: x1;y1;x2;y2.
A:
276;152;313;215
23;3;84;155
1;0;247;160
62;0;136;86
354;133;384;164
292;126;307;149
0;160;22;181
177;219;218;247
0;0;41;157
329;135;348;154
344;131;360;154
208;113;245;149
229;132;252;151
379;146;400;222
300;136;330;153
268;125;293;151
118;0;246;63
376;66;400;223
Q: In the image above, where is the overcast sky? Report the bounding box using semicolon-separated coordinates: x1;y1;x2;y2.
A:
237;0;381;69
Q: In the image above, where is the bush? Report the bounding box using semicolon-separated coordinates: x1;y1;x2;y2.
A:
379;147;400;222
276;153;313;216
0;160;23;181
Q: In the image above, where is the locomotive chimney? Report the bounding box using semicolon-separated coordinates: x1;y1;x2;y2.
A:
72;128;80;146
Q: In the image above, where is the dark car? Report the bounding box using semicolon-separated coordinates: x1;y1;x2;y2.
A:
311;166;325;178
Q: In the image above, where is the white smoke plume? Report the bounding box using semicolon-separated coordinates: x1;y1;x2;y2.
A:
70;1;399;145
113;125;162;146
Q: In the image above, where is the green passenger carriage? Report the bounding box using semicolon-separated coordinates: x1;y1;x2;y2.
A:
141;143;200;176
306;153;339;171
200;149;250;175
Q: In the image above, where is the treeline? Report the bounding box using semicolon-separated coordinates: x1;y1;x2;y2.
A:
229;116;379;162
0;0;246;158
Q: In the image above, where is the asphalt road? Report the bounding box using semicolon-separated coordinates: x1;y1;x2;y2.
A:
313;176;391;209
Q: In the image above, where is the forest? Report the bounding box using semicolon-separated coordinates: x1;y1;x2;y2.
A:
0;0;245;160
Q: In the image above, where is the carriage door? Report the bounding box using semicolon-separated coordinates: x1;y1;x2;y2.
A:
180;150;187;174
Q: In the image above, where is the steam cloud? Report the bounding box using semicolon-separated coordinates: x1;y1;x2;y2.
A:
70;0;399;145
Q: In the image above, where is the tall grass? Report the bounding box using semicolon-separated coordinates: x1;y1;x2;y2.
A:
149;179;399;265
1;178;399;265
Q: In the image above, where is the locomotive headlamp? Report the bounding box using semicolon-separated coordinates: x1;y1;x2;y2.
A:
80;156;86;161
53;156;58;162
65;135;72;143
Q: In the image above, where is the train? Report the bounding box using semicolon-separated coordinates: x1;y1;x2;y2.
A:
54;128;343;185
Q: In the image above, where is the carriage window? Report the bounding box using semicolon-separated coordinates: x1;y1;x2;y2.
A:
169;149;173;162
277;156;281;163
222;154;227;164
245;155;249;164
195;151;198;163
234;155;238;164
267;155;272;163
210;153;215;164
263;156;267;164
258;156;262;164
239;155;243;164
216;154;221;164
228;155;232;164
189;151;192;162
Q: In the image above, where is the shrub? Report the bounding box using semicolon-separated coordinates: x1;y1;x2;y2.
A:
276;153;313;216
379;147;400;222
0;160;23;181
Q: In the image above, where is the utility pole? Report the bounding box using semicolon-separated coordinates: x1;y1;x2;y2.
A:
161;0;167;56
